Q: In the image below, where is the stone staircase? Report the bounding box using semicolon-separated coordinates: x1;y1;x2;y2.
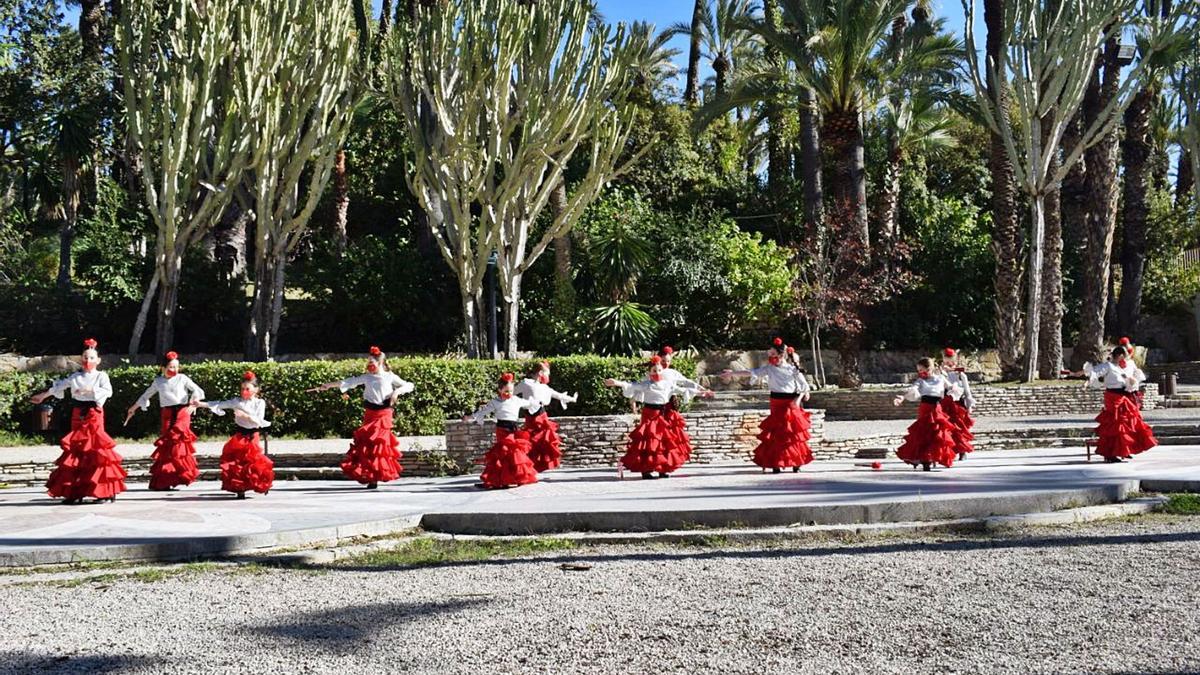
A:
1162;392;1200;409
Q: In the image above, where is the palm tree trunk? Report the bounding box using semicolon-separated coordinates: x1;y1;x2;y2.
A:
798;87;823;235
333;148;349;254
56;155;81;292
985;0;1023;379
1117;85;1156;337
1071;37;1121;370
684;0;704;106
1179;149;1194;205
821;109;869;252
762;0;789;205
877;144;902;243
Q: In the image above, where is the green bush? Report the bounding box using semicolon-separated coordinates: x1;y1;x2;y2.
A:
0;355;693;440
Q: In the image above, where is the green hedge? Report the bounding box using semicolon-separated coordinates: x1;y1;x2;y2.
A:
0;355;695;440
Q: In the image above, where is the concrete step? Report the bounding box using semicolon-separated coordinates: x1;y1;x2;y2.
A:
1163;400;1200;408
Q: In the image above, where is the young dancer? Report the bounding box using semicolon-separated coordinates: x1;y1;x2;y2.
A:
310;347;413;489
30;338;127;504
202;371;274;498
604;355;694;479
722;337;813;473
655;345;713;462
464;372;540;489
939;348;975;462
514;361;577;472
1086;347;1158;462
125;351;204;491
892;357;961;471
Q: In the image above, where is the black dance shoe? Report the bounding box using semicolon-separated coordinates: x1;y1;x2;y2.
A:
922;462;932;472
641;472;656;480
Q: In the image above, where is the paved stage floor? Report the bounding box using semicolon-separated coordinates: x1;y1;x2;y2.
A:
2;445;1198;565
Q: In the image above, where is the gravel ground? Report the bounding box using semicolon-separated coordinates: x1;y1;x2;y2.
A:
3;516;1200;675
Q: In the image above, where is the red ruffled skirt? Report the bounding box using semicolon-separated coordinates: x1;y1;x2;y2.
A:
754;397;814;469
149;406;200;490
621;406;690;474
479;427;538;489
47;406;127;501
939;398;976;457
1095;391;1158;459
896;401;957;468
663;400;693;463
341;407;403;484
220;431;274;494
523;411;562;472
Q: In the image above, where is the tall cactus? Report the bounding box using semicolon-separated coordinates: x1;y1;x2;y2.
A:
116;0;250;355
387;0;648;357
238;0;359;360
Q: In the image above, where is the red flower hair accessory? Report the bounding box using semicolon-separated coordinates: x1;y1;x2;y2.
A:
786;346;795;355
369;346;382;356
539;360;551;369
871;461;882;470
165;351;178;361
243;370;256;381
773;337;783;347
1119;337;1131;346
500;372;514;383
943;347;956;357
83;338;98;349
648;355;663;366
660;345;674;356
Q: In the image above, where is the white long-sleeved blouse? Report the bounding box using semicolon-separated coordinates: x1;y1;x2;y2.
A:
1085;361;1146;392
747;364;811;395
661;367;703;392
136;374;205;410
612;377;693;406
943;370;975;409
900;375;962;402
48;370;113;407
339;372;415;406
208;397;271;429
514;378;573;410
468;396;540;424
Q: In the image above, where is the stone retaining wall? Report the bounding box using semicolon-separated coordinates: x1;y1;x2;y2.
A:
444;409;830;468
809;384;1160;421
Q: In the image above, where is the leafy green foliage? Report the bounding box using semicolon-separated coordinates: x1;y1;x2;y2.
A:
0;355;693;439
1142;190;1200;314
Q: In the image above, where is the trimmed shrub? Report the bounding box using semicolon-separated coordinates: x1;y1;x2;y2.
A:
0;355;694;440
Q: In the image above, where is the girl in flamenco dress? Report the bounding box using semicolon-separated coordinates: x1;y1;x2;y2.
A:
654;345;713;462
464;373;541;489
722;337;814;473
31;338;127;504
310;346;413;489
604;355;695;479
514;361;577;473
200;371;275;499
1085;346;1158;463
939;348;976;462
892;357;962;471
125;351;205;491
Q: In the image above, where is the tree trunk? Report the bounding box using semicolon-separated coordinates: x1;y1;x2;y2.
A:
1179;149;1194;205
504;271;522;359
550;181;575;314
684;0;704;106
1117;85;1156;337
1024;194;1046;382
154;261;182;354
333;147;349;254
128;269;160;355
762;0;789;205
836;332;862;389
1038;175;1064;379
713;52;729;100
461;285;480;358
821;109;869;254
1071;38;1121;370
56;155;81;291
246;250;280;361
985;0;1023;380
207;200;248;282
798;87;822;235
877;144;902;243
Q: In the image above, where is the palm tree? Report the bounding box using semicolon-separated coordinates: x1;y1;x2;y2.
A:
668;0;758;102
685;0;705;105
875;93;957;241
984;0;1024;380
627;21;682;103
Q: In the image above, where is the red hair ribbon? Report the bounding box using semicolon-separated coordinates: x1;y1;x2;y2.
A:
369;346;382;356
943;347;956;357
83;338;98;349
243;370;256;381
500;372;514;383
772;337;783;347
165;351;178;361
